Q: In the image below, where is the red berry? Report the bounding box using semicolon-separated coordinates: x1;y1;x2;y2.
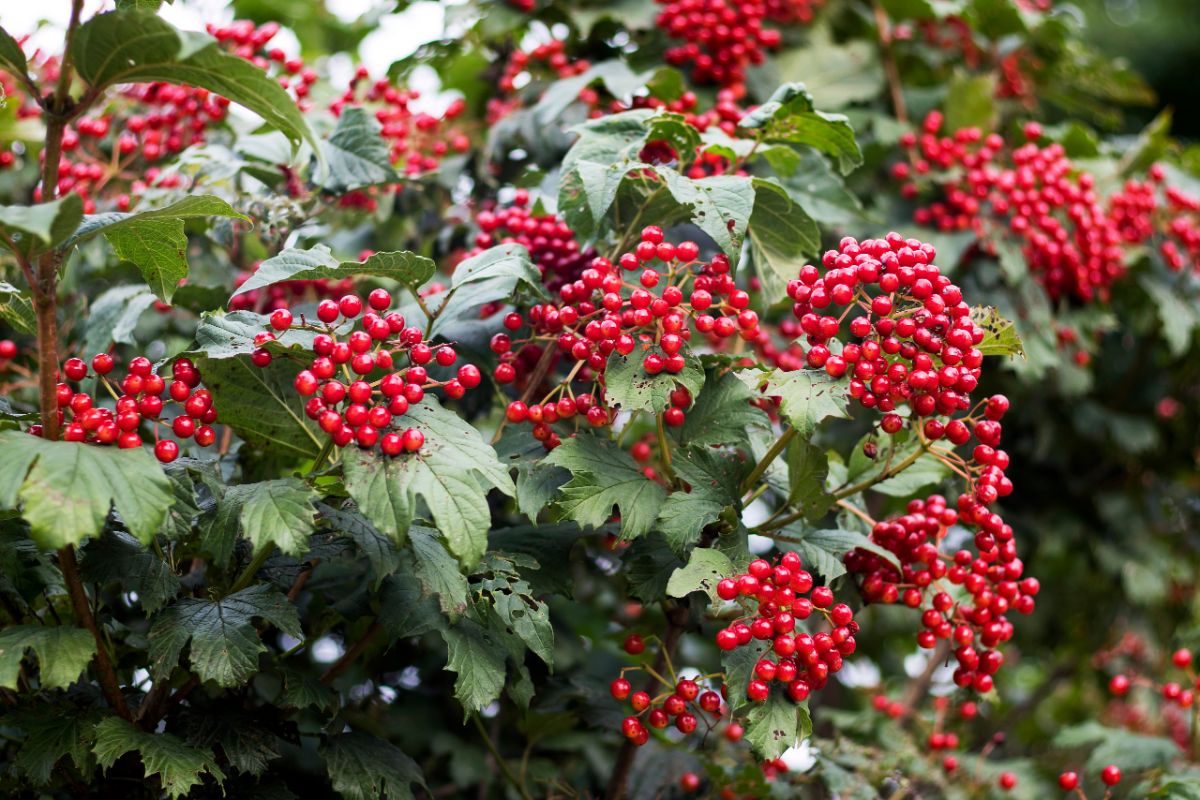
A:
623;634;645;655
401;428;424;452
154;440;179;463
610;678;631;699
270;308;293;330
1058;772;1079;791
1101;765;1121;786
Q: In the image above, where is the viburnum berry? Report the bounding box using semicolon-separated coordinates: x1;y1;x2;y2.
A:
251;298;481;457
1058;771;1079;791
1101;765;1121;786
623;634;645;655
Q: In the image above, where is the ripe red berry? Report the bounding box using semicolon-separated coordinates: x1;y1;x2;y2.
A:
1057;772;1079;791
998;772;1016;790
401;428;424;452
610;678;631;699
270;308;293;330
623;634;645;655
338;294;363;318
1101;765;1121;786
154;440;179;463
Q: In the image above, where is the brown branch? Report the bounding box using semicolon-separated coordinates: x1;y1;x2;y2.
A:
57;547;132;720
320;620;383;684
287;559;319;603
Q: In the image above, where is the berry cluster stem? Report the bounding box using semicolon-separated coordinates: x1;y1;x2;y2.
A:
739;426;797;496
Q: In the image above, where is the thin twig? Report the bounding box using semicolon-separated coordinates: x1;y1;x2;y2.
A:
873;1;909;126
471;713;534;800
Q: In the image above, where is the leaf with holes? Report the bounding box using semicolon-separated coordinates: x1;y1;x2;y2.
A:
744;693;813;760
666;547;734;602
603;345;704;414
971;306;1025;357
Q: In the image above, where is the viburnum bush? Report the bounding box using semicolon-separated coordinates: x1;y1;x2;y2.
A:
0;1;1198;799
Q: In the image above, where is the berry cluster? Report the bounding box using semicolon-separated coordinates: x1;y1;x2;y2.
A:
494;225;764;448
487;38;592;123
40;355;216;463
770;233;1032;688
1104;642;1198;750
612;669;727;746
895;115;1200;301
714;552;857;703
252;289;482;455
472;190;597;293
655;0;799;90
333;70;470;182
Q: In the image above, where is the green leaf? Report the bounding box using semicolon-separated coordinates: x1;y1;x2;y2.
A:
666;547;733;601
319;504;403;588
93;717;225;800
0;195;83;257
342;398;514;568
149;583;301;687
739;83;863;174
942;72;997;134
317;106;400;192
624;533;685;603
64;196;247;303
0;625;95;690
232;245;435;299
971;305;1025;357
744;692;812;760
495;429;571;520
322;732;427;800
660;171;755;256
779;149;865;227
410;525;470;618
0;430;174;548
1053;721;1180;774
603;346;704;414
871;453;949;496
430;244;545;337
658;447;743;555
72;10;316;152
379;574;445;640
190;349;320;459
779;526;900;581
188;310;316;359
748;178;821;298
233;478;318;557
441;617;508;717
1141;275;1197;357
82;531;180;613
545;434;667;541
676;370;772;448
83;285;158;357
0;281;37;335
786;440;833;521
64;195;247;249
278;666;336;712
738;369;850;436
11;706;100;784
0;26;29;81
182;710;279;776
762;27;882;110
